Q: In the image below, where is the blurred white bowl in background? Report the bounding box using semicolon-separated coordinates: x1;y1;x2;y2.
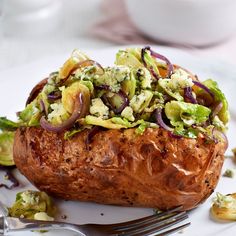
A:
125;0;236;46
2;0;62;37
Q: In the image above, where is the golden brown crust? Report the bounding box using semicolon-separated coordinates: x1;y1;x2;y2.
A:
13;127;227;210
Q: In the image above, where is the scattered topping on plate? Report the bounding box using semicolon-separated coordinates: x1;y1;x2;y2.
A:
8;190;56;221
210;192;236;221
223;169;234;178
0;166;19;189
61;214;67;220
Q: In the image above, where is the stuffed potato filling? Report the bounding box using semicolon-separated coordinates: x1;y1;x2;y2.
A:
0;47;229;141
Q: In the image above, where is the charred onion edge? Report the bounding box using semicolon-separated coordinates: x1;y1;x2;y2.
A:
155;108;173;132
39;99;48;116
26;78;48;106
113;90;129;113
193;80;215;99
47;91;62;101
141;47;160;80
141;46;174;78
155;108;183;139
184;87;198;104
95;85;129;114
40;93;85;133
95;84;111;91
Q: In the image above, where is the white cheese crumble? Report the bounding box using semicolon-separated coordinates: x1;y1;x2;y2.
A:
47;103;68;124
138;68;152;89
130;90;153;113
21;191;39;206
121;106;135;121
89;98;109;119
170;68;194;89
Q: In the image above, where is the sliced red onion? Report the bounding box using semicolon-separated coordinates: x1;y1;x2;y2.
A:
40;93;88;133
149;66;160;80
193;80;214;99
16;111;21;117
86;60;104;75
0;166;19;189
211;101;223;118
154;109;183;139
47;91;62;101
141;47;160;80
149;48;174;77
101;94;113;111
184;87;197;104
96;86;129;114
201;119;211;128
113;90;129;114
39;99;46;114
142;46;174;78
95;85;112;109
95;84;111;91
155;108;173;132
67;60;104;79
163;94;172;103
26;78;48;105
85;126;101;150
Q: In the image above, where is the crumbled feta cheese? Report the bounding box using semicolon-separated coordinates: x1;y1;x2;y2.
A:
89;98;109;119
130;90;153;113
111;66;130;82
21;191;39;206
94;66;130;93
137;68;152;89
47;103;68;124
121;106;135;121
170;68;194;89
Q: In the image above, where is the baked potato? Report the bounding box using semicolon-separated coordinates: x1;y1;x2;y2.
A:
14;126;226;210
2;47;230;210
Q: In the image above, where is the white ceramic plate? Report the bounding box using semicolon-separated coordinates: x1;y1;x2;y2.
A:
0;46;236;236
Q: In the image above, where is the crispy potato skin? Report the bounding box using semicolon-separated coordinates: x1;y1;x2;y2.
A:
13;127;227;210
